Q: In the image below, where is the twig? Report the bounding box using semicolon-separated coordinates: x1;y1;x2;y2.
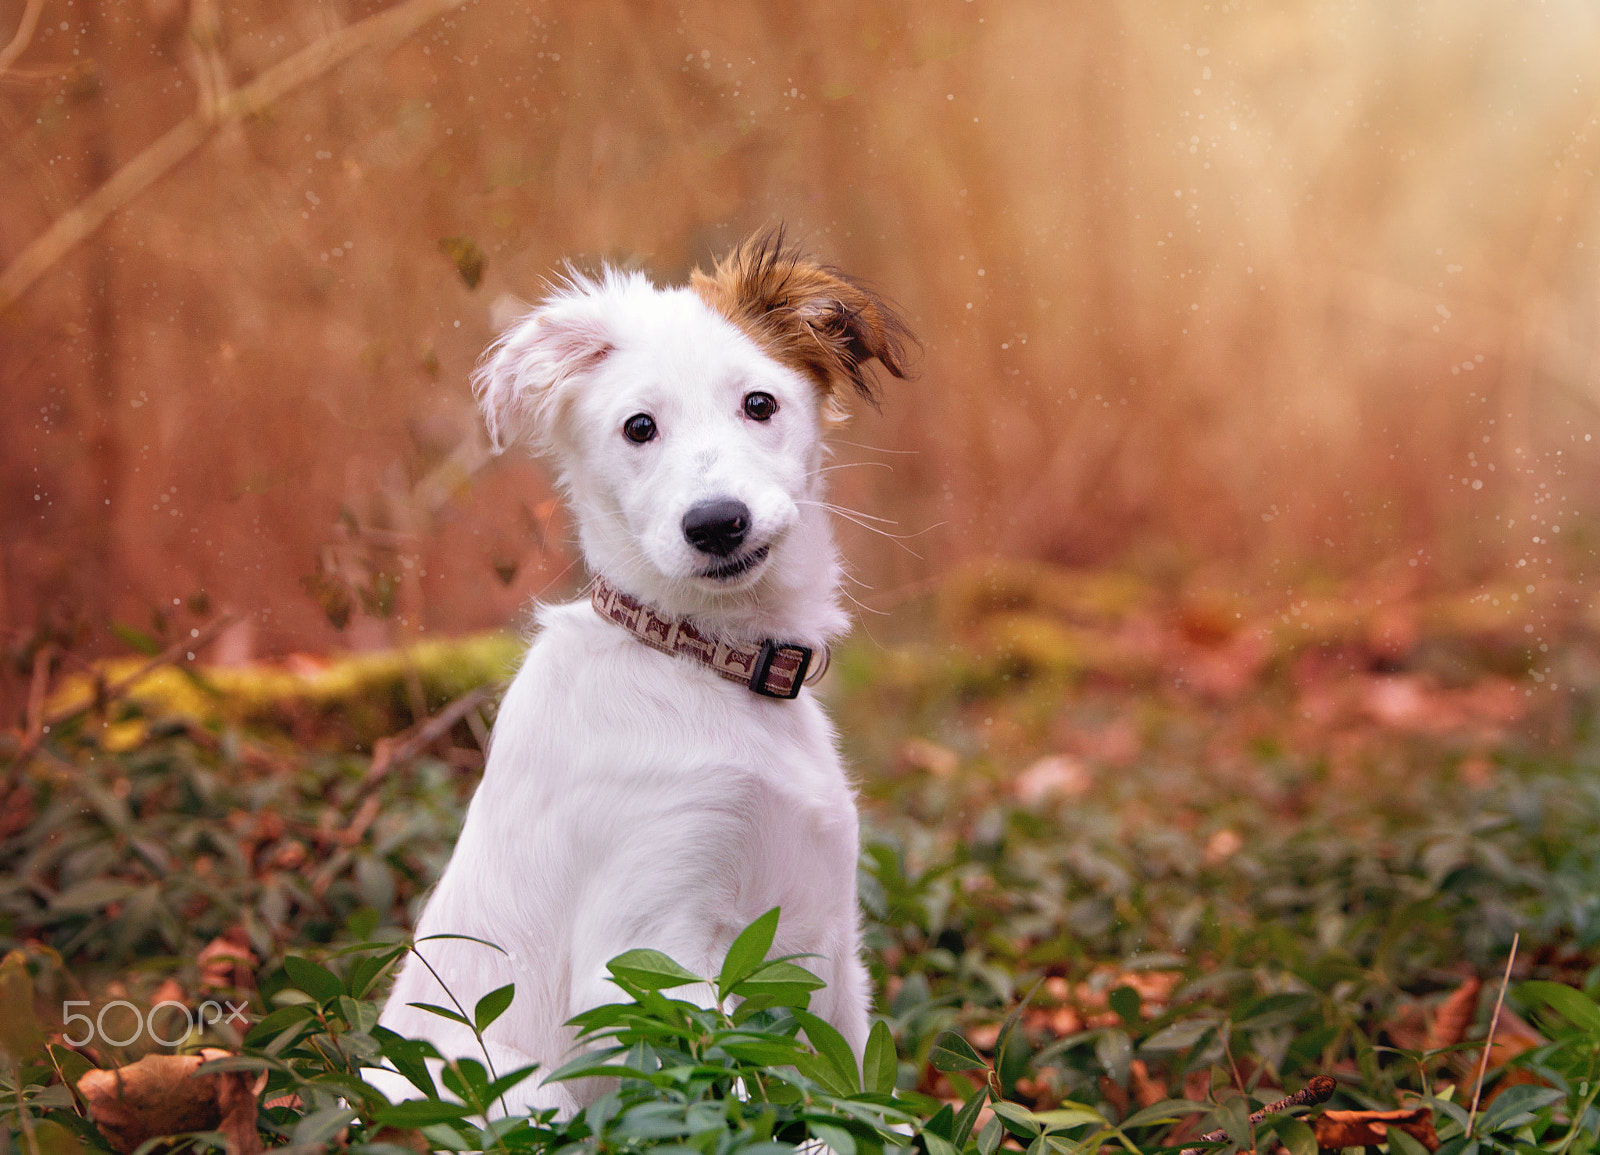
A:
3;614;238;781
0;0;467;312
1179;1075;1337;1155
0;643;58;802
0;0;45;81
1467;932;1521;1138
47;613;238;729
357;681;501;797
22;643;53;740
1;615;237;802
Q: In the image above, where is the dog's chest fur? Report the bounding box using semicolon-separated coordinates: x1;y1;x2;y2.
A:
462;601;861;905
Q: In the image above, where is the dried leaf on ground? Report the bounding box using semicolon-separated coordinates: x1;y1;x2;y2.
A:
1313;1107;1439;1152
1428;976;1481;1051
77;1047;264;1155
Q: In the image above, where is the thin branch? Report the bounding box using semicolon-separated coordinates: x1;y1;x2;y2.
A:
0;0;467;312
1467;932;1521;1138
357;681;502;797
0;0;46;81
1178;1075;1337;1155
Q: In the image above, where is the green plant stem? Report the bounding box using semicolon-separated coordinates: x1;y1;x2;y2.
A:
314;1009;352;1073
404;945;505;1113
10;1061;41;1155
1551;1051;1600;1155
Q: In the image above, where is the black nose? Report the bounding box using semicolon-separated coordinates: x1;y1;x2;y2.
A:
682;499;751;557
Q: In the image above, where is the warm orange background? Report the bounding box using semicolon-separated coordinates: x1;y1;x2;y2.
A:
4;0;1598;692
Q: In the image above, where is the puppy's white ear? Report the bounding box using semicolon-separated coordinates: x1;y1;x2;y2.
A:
473;289;615;453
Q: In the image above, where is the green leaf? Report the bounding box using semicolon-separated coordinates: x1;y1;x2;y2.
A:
1480;1085;1565;1134
1032;1105;1108;1130
475;983;516;1032
110;622;162;656
1519;981;1600;1035
283;955;344;1003
1109;985;1141;1026
952;1082;990;1148
1232;993;1316;1032
1274;1117;1317;1155
1140;1019;1219;1052
243;1002;317;1046
794;1051;857;1097
718;908;781;998
1213;1097;1252;1149
995;979;1044;1069
741;960;827;993
375;1099;474;1127
407;1001;472;1028
349;946;408;999
374;1029;439;1099
807;1121;857;1155
923;1104;956;1141
864;1019;898;1095
193;1055;273;1076
977;1114;1004;1155
1117;1099;1202;1129
792;1008;860;1093
607;949;703;991
441;1058;491;1110
0;954;44;1059
439;236;486;290
991;1101;1043;1139
414;932;508;954
1094;1029;1132;1083
49;879;138;915
720;1036;806;1062
930;1030;989;1072
345;907;381;942
47;1045;94;1094
293;1107;357;1147
716;1037;806;1066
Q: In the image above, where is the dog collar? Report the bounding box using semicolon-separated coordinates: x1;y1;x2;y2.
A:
589;574;822;700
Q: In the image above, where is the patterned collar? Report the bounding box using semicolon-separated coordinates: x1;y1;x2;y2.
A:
589;574;822;700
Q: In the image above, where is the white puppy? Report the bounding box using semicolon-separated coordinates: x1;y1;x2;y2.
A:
372;230;910;1116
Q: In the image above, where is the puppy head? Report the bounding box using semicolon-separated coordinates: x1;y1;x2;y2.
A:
474;236;911;626
690;227;913;419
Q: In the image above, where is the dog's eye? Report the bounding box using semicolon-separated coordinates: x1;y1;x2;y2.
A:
742;392;778;422
623;413;657;444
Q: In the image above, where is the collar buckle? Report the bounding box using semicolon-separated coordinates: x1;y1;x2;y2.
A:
748;640;813;699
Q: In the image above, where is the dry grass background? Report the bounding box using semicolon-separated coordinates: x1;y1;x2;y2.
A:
3;0;1600;697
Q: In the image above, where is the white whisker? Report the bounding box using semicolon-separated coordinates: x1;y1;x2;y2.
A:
828;438;919;456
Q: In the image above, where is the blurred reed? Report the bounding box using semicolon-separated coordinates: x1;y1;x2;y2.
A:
2;0;1598;678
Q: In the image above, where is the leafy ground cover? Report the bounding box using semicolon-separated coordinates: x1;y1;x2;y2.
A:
3;561;1600;1154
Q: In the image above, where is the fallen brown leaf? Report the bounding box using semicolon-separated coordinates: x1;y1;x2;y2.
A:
1428;977;1481;1051
77;1047;264;1155
1129;1059;1167;1108
197;928;256;991
370;1126;430;1154
1098;1074;1132;1118
1313;1107;1439;1152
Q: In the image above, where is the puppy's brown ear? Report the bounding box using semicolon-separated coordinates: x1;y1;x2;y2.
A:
474;279;616;453
691;227;914;406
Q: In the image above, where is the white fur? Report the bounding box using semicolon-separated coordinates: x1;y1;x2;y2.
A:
369;267;868;1116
